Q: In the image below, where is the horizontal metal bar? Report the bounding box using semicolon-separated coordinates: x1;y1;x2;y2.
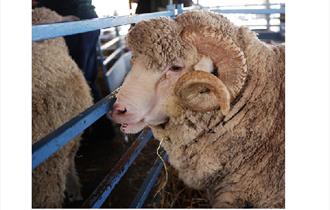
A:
103;46;125;66
130;153;168;208
256;32;284;41
82;129;153;208
211;3;283;8
32;10;175;41
210;8;285;14
246;24;281;27
100;37;121;51
182;5;196;11
32;95;116;170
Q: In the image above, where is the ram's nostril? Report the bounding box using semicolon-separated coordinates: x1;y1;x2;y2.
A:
115;107;127;115
118;108;127;114
112;103;128;115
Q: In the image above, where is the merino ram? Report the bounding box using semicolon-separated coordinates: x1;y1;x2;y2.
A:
32;7;93;207
110;11;285;208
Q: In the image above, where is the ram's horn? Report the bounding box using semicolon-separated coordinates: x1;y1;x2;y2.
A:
176;12;247;100
174;71;230;115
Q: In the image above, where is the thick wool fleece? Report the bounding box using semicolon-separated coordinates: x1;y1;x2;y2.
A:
32;7;93;208
32;7;64;25
126;17;193;70
145;11;285;208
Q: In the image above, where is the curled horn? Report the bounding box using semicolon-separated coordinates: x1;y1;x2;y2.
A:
174;71;231;115
176;11;248;100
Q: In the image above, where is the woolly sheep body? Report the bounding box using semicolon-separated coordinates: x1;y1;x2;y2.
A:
151;43;284;207
32;8;93;207
125;11;285;208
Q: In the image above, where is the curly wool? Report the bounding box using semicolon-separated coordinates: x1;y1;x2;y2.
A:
32;7;93;208
126;17;190;70
149;11;285;208
32;7;64;25
176;10;238;40
126;10;254;72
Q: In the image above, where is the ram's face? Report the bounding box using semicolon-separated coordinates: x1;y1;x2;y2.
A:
109;55;192;134
109;12;249;134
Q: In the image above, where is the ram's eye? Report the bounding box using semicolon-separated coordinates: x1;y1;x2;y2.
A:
169;65;183;72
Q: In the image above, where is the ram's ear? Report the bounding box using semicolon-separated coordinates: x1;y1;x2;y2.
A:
193;56;214;73
176;12;248;100
174;71;230;115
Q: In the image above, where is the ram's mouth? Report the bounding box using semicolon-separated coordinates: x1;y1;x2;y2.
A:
120;120;147;134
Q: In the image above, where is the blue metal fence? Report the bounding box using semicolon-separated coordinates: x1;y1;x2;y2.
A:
32;96;116;169
130;153;168;208
82;129;153;208
32;10;175;41
210;8;284;14
32;3;285;208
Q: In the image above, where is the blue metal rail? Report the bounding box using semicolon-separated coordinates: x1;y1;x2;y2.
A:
210;3;283;8
100;36;120;51
103;46;126;66
82;129;153;208
32;95;115;169
32;10;175;41
130;153;168;208
210;8;284;14
32;6;285;42
255;31;284;41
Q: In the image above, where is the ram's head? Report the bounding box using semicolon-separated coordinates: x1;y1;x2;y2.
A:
109;11;248;134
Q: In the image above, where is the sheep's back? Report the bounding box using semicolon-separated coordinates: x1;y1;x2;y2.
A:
32;37;93;207
32;39;93;143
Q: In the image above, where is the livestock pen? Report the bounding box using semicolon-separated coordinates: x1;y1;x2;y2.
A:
32;2;285;208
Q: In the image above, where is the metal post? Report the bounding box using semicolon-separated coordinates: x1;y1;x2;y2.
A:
113;10;122;57
97;41;110;92
279;3;285;36
177;3;184;15
166;2;176;17
265;0;270;30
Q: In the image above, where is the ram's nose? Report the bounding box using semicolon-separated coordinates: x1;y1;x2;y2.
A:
108;102;127;120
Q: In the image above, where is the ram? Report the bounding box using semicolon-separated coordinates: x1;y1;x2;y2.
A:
110;11;285;208
32;7;93;207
